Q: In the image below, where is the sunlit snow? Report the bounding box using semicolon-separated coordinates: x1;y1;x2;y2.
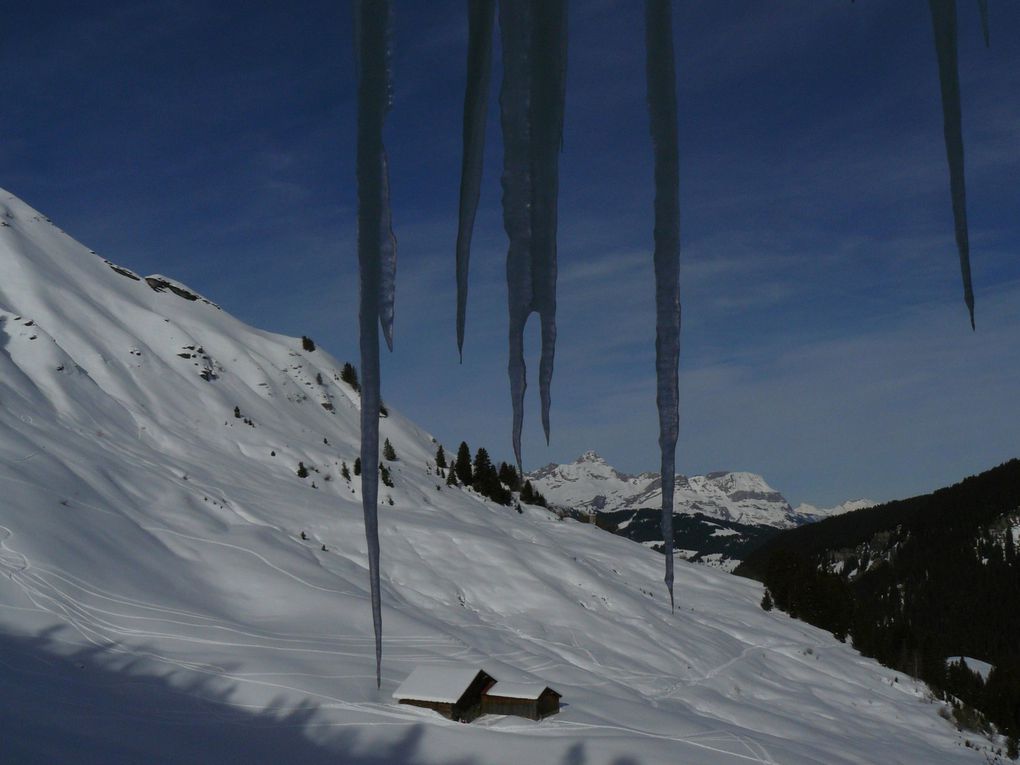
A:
0;190;992;763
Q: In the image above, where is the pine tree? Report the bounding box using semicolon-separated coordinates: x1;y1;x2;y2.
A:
233;405;241;418
297;462;309;478
353;457;362;476
383;438;397;461
455;441;473;485
761;589;774;611
341;462;351;481
519;480;548;507
341;362;360;392
446;468;458;487
521;480;535;503
301;335;316;352
498;461;520;491
435;444;447;470
380;462;394;487
473;447;493;480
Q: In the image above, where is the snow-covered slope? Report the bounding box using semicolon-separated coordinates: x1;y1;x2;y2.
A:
530;452;806;528
0;189;994;763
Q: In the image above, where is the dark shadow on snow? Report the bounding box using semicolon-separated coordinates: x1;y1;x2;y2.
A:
0;627;642;764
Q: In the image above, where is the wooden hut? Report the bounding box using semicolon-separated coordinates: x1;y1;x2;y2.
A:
392;665;495;722
481;681;561;720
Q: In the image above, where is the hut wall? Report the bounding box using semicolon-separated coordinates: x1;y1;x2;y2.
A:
481;695;539;720
536;690;560;718
398;699;455;719
453;671;495;722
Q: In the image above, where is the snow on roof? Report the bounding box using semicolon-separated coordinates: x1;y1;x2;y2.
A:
392;665;487;704
486;681;557;700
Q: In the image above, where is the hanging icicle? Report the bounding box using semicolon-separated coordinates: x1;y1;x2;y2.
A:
927;0;976;330
529;0;568;448
491;0;567;472
645;0;681;610
456;0;497;361
976;0;990;46
498;0;534;472
354;0;394;689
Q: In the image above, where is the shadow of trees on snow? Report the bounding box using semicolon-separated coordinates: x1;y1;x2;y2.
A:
0;628;641;764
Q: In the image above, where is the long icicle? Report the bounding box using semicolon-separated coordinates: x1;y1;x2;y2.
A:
500;0;534;473
976;0;989;47
529;0;568;446
456;0;497;360
354;0;392;689
928;0;976;330
379;152;397;352
645;0;681;610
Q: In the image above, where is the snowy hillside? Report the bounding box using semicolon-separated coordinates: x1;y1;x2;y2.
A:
530;451;808;528
0;189;997;763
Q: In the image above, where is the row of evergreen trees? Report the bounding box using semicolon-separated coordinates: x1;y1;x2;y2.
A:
434;441;547;508
297;358;554;510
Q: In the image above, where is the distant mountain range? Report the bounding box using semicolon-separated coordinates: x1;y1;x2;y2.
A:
528;451;873;569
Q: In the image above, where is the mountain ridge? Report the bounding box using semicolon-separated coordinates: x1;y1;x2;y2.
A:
529;450;871;529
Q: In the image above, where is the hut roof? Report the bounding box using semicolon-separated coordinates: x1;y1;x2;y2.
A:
392;665;489;704
486;681;559;700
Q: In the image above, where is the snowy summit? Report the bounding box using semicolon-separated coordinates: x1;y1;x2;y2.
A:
530;452;820;529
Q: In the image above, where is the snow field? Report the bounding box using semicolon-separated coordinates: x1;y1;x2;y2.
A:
0;189;994;763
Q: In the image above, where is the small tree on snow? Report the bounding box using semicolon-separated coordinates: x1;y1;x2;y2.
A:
380;462;394;487
454;441;473;485
498;461;520;491
383;438;397;461
340;362;360;391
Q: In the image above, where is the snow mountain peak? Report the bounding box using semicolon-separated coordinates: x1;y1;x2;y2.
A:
530;454;806;529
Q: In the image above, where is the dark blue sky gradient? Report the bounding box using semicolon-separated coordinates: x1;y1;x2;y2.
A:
3;1;1018;505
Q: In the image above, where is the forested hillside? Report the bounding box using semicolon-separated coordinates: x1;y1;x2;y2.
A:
736;459;1020;746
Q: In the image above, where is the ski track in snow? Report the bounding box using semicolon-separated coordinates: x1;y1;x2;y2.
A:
0;535;466;723
1;521;787;762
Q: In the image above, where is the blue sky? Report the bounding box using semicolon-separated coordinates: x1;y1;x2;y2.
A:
2;1;1018;506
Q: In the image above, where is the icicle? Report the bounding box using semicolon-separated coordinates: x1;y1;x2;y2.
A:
496;0;567;470
499;0;534;473
456;0;497;360
928;0;976;329
528;0;568;446
645;0;681;609
379;153;397;352
354;0;392;689
977;0;989;47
